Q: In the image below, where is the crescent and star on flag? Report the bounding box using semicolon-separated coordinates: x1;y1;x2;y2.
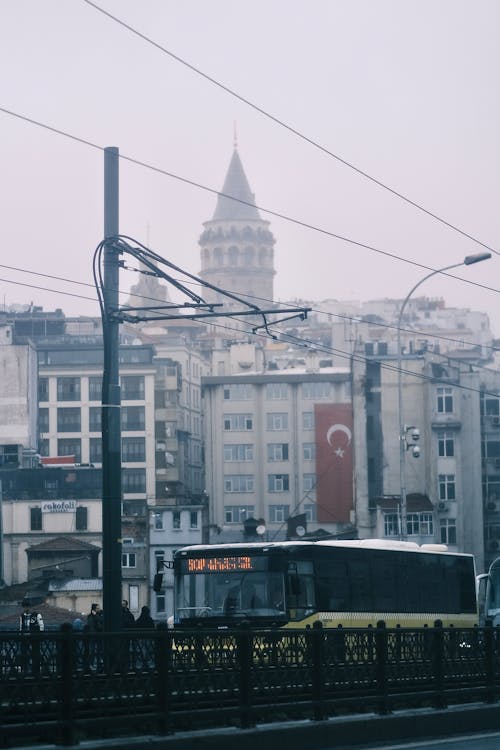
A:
326;423;352;458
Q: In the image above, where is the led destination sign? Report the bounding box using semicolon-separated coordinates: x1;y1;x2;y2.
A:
186;556;264;573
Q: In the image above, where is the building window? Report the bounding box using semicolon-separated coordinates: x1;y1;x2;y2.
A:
122;552;136;568
268;474;290;492
304;503;317;522
76;506;88;531
39;408;49;433
266;383;289;400
303;412;314;430
223;384;253;400
267;443;289;461
153;512;163;530
484;397;500;416
30;507;42;531
38;439;49;457
122;437;146;462
438;431;455;457
89;437;102;463
121;375;145;401
302;382;331;400
173;511;181;529
89;407;102;432
439;474;456;501
57;407;81;433
266;413;289;431
122;501;145;517
129;585;139;611
407;512;433;536
440;518;457;545
38;378;49;402
57;377;81;401
437;387;453;414
223;414;253;431
121;406;145;431
57;438;81;463
303;473;315;492
224;505;254;524
122;468;146;493
156;593;166;613
384;513;399;537
223;444;254;461
224;475;254;492
88;376;102;401
190;511;198;529
303;443;315;461
154;550;165;569
269;505;289;523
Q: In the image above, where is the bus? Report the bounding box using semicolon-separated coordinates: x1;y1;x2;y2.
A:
173;539;478;630
477;556;500;625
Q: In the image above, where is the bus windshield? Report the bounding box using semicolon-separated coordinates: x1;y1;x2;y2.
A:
175;566;285;623
174;549;316;626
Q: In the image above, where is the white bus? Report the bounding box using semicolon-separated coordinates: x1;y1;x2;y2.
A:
173;538;478;630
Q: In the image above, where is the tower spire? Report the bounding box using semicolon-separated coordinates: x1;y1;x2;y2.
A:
233;121;238;150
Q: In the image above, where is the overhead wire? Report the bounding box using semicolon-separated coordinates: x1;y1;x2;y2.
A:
1;105;499;293
2;256;500;394
81;0;498;257
1;258;499;360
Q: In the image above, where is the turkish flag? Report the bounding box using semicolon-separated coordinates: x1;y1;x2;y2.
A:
314;403;353;523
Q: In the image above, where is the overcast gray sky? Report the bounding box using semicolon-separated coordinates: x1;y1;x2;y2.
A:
1;0;499;334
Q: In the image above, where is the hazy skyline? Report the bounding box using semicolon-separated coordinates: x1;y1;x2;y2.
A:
1;1;499;335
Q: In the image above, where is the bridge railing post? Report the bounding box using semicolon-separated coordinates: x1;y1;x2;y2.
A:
58;623;78;746
484;619;496;705
236;623;254;729
375;620;389;715
432;619;446;709
311;620;325;721
155;624;172;735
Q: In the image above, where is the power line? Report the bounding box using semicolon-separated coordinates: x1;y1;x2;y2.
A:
2;257;499;359
2;257;498;401
1;105;499;291
81;0;499;257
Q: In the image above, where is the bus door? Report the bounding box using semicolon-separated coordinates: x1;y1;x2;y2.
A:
286;560;315;622
478;556;500;626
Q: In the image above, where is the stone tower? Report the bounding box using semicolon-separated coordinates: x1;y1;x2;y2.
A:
198;146;275;311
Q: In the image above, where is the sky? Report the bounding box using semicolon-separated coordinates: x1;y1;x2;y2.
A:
1;0;500;334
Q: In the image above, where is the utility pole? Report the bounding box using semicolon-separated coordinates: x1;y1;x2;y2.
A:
102;146;122;632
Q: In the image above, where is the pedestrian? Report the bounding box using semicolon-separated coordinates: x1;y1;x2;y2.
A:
134;605;155;669
118;600;135;672
135;605;155;629
19;602;44;673
84;603;103;671
121;599;135;628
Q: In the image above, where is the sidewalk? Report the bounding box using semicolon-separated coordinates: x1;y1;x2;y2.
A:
20;703;500;750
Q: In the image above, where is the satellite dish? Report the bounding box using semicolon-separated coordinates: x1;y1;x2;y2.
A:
295;525;306;537
256;524;266;536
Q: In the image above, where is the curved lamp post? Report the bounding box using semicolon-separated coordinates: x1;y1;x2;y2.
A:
397;252;491;540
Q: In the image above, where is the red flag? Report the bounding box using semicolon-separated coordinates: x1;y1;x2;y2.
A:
314;404;353;523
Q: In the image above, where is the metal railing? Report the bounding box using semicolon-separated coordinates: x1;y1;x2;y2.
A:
1;620;499;747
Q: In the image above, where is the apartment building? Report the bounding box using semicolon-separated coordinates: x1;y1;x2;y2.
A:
202;345;353;542
352;345;491;572
36;338;156;615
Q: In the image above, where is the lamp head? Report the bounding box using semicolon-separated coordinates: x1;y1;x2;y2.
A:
463;252;491;265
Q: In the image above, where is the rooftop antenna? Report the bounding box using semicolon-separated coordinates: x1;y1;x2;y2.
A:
233;121;238;149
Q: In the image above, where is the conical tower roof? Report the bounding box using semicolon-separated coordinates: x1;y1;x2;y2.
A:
212;149;261;222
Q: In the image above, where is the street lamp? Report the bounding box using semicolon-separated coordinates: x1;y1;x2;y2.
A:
397;252;491;540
